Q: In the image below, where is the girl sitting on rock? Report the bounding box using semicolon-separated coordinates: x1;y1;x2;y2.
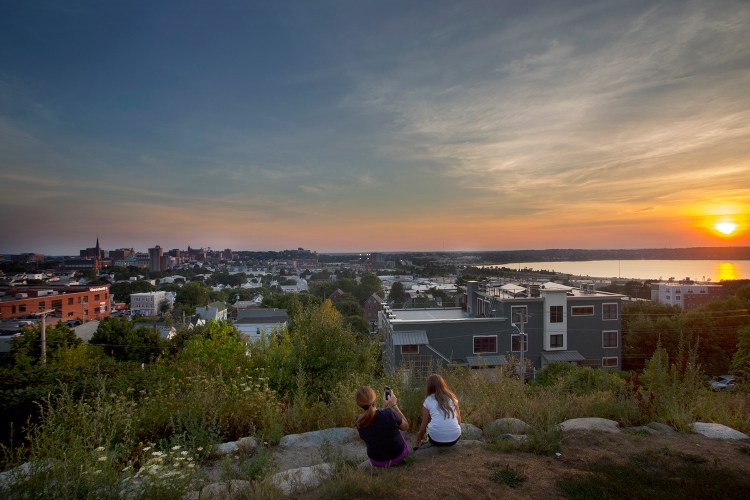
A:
414;373;462;449
355;386;409;467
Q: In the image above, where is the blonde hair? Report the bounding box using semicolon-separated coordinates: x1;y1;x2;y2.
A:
355;386;377;428
426;373;458;419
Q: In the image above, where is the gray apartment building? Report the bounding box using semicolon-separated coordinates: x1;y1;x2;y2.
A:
381;281;623;379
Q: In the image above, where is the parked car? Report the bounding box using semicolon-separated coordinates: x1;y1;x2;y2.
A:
708;375;737;391
65;319;82;327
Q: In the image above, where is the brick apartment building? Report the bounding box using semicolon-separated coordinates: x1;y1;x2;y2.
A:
0;285;111;322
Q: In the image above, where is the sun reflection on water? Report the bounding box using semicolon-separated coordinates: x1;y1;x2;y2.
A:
717;262;739;281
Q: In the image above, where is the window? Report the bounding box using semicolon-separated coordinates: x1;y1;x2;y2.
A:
473;335;497;353
511;333;528;352
67;298;74;305
550;305;563;323
602;303;618;320
94;294;100;301
401;344;419;354
511;306;528;324
19;304;27;312
38;301;45;310
571;305;594;316
550;334;564;348
602;357;619;368
602;330;618;348
83;296;89;303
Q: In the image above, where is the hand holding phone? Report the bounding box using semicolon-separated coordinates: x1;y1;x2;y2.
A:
384;386;392;401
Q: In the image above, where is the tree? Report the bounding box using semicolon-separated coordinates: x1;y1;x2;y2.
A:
110;280;155;304
12;322;81;366
359;273;384;301
730;326;750;382
388;282;405;308
90;317;163;362
176;281;211;310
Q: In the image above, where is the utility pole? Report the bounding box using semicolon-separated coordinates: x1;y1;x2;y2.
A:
512;309;527;384
38;309;55;366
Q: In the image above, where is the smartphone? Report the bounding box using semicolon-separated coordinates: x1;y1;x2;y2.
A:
384;386;392;400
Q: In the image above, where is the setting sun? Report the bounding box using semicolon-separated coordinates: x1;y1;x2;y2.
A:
714;222;739;235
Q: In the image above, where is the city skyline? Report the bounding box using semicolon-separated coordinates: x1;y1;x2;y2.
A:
2;1;750;255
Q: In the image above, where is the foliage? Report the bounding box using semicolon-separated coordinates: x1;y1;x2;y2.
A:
489;464;527;488
637;340;704;431
175;281;211;311
388;281;405;307
90;317;164;363
11;322;81;366
731;326;750;382
110;280;155;304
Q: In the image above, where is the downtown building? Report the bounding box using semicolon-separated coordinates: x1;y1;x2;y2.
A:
0;285;111;322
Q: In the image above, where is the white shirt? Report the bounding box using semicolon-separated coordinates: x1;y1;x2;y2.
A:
424;394;461;443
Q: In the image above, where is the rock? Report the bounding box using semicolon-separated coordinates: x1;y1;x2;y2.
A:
213;436;258;457
0;460;53;491
199;480;252;500
691;422;749;440
624;426;658;435
647;422;676;434
486;418;529;435
236;437;258;454
278;428;358;448
460;423;483;440
560;418;620;433
412;439;483;459
271;463;335;495
213;442;239;456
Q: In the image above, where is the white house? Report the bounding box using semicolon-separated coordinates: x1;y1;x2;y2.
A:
195;301;228;322
130;291;168;317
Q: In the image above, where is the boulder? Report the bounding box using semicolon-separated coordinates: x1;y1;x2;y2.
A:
213;436;257;457
412;439;483;459
460;423;483;440
560;417;620;433
690;422;749;440
271;463;335;495
485;418;529;435
198;480;252;500
646;422;676;434
278;427;358;448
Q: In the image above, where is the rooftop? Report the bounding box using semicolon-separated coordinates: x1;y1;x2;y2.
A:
387;308;506;322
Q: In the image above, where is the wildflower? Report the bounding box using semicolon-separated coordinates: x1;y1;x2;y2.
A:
187;463;195;468
196;447;203;452
181;451;188;456
93;470;102;475
95;446;105;452
98;456;107;462
143;446;152;452
171;445;181;451
151;451;164;457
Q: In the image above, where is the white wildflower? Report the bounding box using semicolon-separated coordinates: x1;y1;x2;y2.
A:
93;470;102;475
143;446;152;452
196;447;203;452
171;445;181;451
98;456;107;462
95;446;105;452
151;451;164;457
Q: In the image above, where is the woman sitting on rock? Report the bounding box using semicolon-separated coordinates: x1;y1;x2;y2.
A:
414;373;462;449
355;386;409;467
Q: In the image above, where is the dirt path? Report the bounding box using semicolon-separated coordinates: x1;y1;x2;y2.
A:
338;431;750;499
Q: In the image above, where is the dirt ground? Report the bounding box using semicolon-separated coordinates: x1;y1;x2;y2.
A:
373;431;750;499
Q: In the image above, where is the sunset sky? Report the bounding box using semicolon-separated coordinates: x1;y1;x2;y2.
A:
1;0;749;255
